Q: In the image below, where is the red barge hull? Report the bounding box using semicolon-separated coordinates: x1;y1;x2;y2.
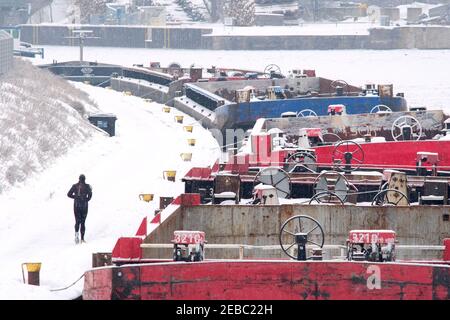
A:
83;260;450;300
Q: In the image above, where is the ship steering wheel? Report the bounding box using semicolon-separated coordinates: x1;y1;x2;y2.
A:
279;215;325;261
330;80;349;95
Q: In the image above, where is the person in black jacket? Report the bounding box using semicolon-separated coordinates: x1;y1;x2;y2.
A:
67;174;92;244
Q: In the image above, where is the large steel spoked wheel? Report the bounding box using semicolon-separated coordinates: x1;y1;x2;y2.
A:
279;215;325;261
284;152;317;173
330;80;349;94
391;115;422;141
309;191;345;205
313;170;350;203
297;109;318;118
264;64;282;76
371;189;410;206
370;104;392;114
253;167;291;199
332;140;365;172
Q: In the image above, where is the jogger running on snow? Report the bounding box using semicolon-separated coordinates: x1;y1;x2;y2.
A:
67;174;92;244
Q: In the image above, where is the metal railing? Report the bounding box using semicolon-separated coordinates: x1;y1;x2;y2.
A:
140;243;445;260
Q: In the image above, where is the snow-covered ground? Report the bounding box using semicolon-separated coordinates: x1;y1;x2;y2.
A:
0;83;220;299
36;46;450;111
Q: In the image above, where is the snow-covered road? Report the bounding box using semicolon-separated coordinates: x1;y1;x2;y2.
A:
0;84;220;299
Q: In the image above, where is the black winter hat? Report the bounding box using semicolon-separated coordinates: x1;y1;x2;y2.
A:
79;174;86;182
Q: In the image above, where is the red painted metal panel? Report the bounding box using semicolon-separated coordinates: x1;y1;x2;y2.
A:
111;237;143;260
85;261;450;300
83;268;113;300
150;214;160;224
315;140;450;169
173;231;205;245
349;230;396;244
444;239;450;261
112;266;141;300
135;217;147;237
183;167;213;180
178;193;201;206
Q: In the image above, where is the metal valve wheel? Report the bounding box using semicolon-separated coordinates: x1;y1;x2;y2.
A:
332;140;365;172
371;189;410;206
309;191;345;205
330;80;349;94
313;170;350;203
297;109;318;118
264;64;282;76
253;167;291;199
279;215;325;261
370;104;392;114
391;115;422;141
284;151;317;173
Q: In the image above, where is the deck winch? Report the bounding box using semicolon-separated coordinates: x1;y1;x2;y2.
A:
347;230;396;262
172;231;206;262
416;152;439;176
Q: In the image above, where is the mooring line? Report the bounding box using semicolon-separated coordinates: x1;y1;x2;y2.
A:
49;274;85;292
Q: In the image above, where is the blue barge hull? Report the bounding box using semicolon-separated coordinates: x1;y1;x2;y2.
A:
215;95;407;130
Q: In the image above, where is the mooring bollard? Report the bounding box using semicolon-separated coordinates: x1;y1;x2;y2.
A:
183;125;193;133
139;193;154;202
162;106;171;113
180;153;193;161
123;91;132;96
163;170;177;182
21;262;41;286
187;138;196;146
175;115;184;124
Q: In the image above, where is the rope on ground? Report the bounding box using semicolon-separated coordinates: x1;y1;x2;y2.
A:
50;274;85;292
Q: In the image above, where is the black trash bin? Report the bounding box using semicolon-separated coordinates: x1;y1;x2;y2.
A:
88;113;117;137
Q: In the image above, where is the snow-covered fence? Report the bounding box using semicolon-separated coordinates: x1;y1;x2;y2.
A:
0;30;13;75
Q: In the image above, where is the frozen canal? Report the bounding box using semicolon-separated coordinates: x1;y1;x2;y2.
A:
37;46;450;112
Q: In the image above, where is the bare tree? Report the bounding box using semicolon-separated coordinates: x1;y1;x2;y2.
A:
223;0;255;26
75;0;108;23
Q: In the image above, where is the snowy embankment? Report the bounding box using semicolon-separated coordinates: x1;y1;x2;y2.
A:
0;80;220;299
0;59;101;194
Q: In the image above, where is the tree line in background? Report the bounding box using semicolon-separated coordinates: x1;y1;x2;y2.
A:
74;0;259;25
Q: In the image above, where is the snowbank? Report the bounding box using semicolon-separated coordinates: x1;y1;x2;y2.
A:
0;59;101;194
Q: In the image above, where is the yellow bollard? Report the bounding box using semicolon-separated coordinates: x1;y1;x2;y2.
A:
22;263;42;286
183;125;194;133
162;106;171;113
187;138;196;146
123;91;132;96
174;115;184;124
139;194;154;202
180;153;193;161
163;170;177;182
